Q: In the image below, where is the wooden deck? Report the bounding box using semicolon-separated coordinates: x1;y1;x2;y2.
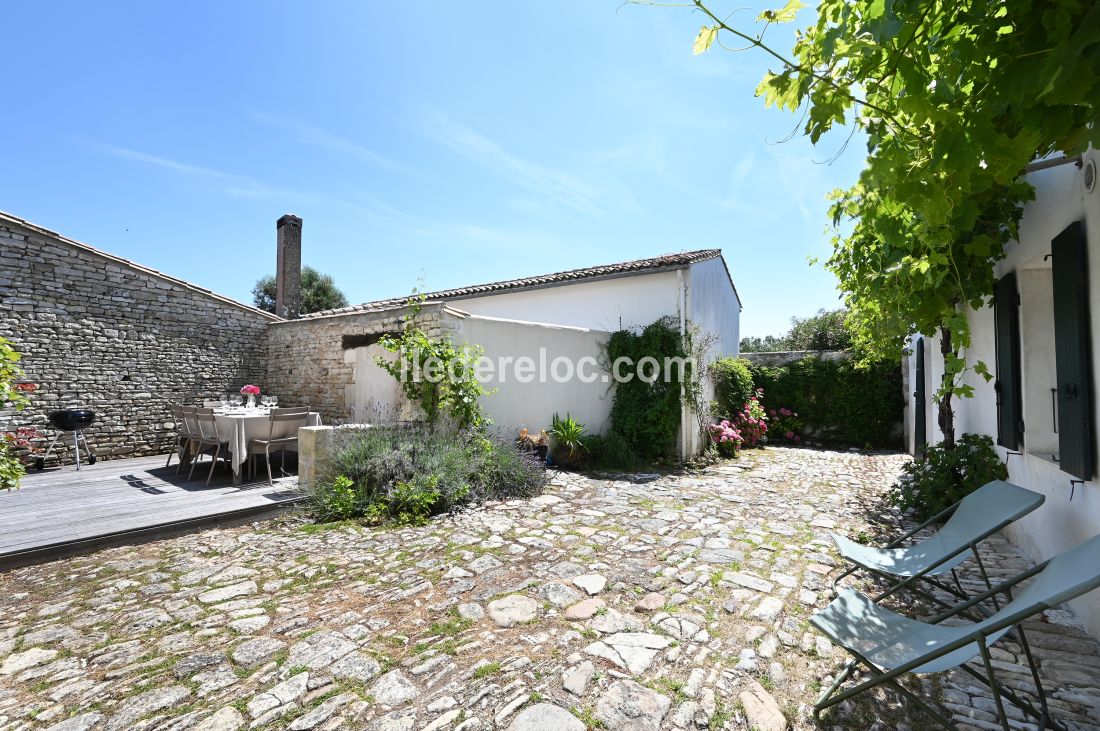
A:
0;454;303;567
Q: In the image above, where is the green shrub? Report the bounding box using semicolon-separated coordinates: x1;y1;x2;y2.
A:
1;337;33;491
585;431;644;470
710;357;755;417
748;356;903;448
309;427;546;524
890;433;1008;520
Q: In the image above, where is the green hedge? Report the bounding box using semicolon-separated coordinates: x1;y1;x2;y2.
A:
710;357;755;418
746;355;903;448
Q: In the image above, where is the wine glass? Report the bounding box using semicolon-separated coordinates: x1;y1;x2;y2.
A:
269;395;278;408
232;394;243;409
261;395;272;409
219;394;229;410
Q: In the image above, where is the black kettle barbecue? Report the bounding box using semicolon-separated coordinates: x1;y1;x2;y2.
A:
35;408;97;470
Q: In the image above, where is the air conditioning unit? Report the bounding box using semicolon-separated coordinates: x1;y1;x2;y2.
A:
1084;155;1097;195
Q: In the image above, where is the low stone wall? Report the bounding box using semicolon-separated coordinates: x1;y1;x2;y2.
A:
297;424;372;491
0;215;275;459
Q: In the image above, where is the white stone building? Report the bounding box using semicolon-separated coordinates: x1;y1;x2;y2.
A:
903;147;1100;636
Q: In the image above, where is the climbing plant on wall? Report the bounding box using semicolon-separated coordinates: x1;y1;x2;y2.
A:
375;296;495;430
604;317;698;462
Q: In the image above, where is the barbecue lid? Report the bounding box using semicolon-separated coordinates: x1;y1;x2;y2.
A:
48;409;97;429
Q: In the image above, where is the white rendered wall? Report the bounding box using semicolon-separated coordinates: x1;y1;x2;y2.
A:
904;149;1100;637
454;314;614;439
687;256;742;358
349;312;614;444
451;270;683;333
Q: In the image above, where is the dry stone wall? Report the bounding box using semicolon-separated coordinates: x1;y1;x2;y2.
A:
0;218;274;460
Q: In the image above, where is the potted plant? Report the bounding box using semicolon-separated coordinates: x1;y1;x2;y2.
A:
517;427;550;462
549;413;588;469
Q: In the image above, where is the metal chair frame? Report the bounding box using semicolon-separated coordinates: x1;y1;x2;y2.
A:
248;407;309;485
814;544;1100;731
165;404;190;469
188;407;231;486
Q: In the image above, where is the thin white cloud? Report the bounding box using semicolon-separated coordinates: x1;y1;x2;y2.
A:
253;113;429;180
102;145;299;201
428;113;604;217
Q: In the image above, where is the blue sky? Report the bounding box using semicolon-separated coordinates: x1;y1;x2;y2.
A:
3;1;864;339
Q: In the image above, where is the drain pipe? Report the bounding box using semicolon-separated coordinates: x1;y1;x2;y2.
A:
678;269;690;462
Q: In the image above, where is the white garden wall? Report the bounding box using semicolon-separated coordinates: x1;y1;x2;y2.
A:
454;313;614;438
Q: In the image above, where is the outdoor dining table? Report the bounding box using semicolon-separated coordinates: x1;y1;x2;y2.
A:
213;409;322;484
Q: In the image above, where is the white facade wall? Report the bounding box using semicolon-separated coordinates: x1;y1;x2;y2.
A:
688;256;742;358
451;270;684;333
904;148;1100;637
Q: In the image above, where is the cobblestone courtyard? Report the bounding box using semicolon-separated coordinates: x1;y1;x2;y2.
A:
2;447;1100;731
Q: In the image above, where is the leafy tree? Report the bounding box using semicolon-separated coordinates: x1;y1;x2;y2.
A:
662;0;1100;448
252;266;349;315
739;335;785;353
785;308;851;351
741;308;851;352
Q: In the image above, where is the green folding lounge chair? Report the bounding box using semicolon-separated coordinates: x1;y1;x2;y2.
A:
830;480;1045;613
812;532;1100;730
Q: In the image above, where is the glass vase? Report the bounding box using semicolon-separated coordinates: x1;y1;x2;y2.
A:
247;394;256;409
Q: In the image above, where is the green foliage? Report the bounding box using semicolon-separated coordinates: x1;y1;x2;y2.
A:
748;356;903;448
741;309;852;353
0;338;31;491
584;431;644;471
768;406;803;443
674;0;1100;405
252;266;349;315
308;427;546;524
785;309;852;351
890;433;1008;519
605;317;695;463
710;357;755;416
549;413;588;468
376;296;494;429
738;335;785;353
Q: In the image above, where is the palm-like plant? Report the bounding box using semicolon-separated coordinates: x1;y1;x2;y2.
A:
550;413;588;465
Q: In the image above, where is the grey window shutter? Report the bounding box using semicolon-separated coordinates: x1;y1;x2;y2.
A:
1052;220;1094;480
994;272;1023;450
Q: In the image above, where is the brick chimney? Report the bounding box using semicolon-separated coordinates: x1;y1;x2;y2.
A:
275;214;302;319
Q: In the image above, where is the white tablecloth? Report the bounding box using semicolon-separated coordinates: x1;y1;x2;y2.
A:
213;411;322;478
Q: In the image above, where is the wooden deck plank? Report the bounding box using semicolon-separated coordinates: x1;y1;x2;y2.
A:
0;454;305;562
1;490;299;538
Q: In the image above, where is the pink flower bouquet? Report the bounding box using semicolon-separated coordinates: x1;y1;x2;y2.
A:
240;384;261;396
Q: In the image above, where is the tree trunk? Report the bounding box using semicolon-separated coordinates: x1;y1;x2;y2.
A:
938;325;956;451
